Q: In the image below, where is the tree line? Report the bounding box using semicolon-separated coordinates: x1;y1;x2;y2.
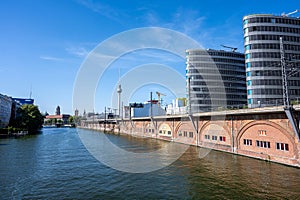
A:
8;104;44;134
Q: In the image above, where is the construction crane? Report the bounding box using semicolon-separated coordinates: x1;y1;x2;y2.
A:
282;9;299;17
156;91;166;107
221;45;237;52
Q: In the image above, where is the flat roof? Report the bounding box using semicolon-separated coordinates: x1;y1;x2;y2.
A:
243;13;300;20
84;105;300;122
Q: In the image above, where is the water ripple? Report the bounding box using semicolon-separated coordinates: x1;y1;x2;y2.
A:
0;128;299;199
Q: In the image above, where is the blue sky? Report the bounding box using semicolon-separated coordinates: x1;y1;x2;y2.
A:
0;0;298;115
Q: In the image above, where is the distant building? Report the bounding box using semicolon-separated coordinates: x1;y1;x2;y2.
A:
10;100;21;124
131;100;166;117
243;13;300;108
56;106;61;115
12;98;34;105
44;114;71;125
9;98;34;123
166;98;187;115
75;109;79;117
123;106;130;118
186;49;247;112
0;94;13;128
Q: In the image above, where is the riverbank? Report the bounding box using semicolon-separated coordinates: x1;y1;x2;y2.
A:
80;105;300;168
0;128;29;138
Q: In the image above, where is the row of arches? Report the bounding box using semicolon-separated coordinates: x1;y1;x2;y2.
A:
120;118;298;163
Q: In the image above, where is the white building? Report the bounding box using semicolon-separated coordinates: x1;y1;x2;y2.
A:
166;98;187;115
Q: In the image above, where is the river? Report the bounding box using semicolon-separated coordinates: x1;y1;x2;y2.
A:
0;128;300;199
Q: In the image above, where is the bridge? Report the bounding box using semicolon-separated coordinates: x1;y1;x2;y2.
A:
81;105;300;167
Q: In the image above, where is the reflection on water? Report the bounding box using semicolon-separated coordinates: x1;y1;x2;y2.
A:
78;129;190;173
0;128;299;199
178;147;300;199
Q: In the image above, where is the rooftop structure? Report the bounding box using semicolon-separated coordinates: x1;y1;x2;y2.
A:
12;98;34;105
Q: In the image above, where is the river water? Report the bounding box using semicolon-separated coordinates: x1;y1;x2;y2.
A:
0;128;300;199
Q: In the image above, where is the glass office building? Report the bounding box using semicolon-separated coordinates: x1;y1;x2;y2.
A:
186;49;247;113
243;14;300;108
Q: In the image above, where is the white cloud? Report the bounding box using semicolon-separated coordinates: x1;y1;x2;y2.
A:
144;11;160;26
169;8;206;37
76;0;125;24
40;56;64;61
66;47;89;57
129;49;183;63
139;8;243;51
140;8;205;38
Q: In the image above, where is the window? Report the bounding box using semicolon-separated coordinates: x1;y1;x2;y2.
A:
245;36;249;42
189;132;193;138
247;80;252;86
159;130;162;134
168;131;171;135
178;131;182;136
246;71;251;77
258;130;267;136
212;135;217;140
271;18;276;23
248;98;252;104
246;62;251;68
256;140;270;148
244;28;249;34
247;89;252;95
219;136;226;142
244;19;248;25
245;45;251;50
276;143;289;151
245;54;250;59
243;139;252;146
205;135;210;140
184;131;187;137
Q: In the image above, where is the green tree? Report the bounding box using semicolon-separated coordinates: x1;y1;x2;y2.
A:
12;104;44;133
68;116;74;124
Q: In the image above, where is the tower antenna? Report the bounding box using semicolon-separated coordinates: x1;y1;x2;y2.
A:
117;67;122;117
29;84;32;99
118;67;121;83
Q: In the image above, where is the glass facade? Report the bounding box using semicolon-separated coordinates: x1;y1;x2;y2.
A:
243;14;300;108
186;49;247;112
0;94;13;128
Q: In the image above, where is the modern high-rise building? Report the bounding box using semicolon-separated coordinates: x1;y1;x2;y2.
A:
186;49;247;113
243;13;300;108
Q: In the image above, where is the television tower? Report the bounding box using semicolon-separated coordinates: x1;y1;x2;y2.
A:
117;84;122;117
